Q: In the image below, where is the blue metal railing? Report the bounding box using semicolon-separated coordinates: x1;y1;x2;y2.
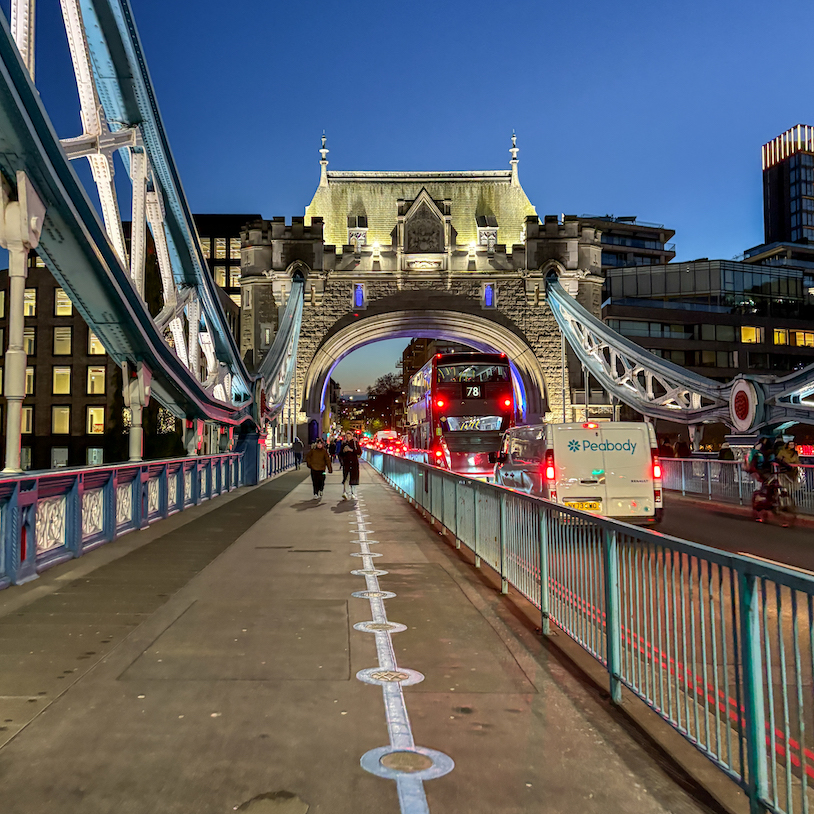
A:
365;449;814;814
0;447;294;589
663;458;814;517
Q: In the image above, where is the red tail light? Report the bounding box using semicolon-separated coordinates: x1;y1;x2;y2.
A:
436;398;445;408
434;449;443;457
583;422;598;429
652;453;662;480
503;398;512;408
544;449;555;481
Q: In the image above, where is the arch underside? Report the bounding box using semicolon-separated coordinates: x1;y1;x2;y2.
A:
303;310;550;423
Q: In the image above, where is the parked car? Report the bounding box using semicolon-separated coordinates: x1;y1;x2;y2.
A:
490;421;663;524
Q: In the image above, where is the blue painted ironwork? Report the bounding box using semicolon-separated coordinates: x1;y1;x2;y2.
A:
367;448;814;814
0;447;294;588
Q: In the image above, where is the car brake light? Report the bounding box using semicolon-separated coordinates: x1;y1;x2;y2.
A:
434;449;443;457
544;449;555;481
436;398;445;408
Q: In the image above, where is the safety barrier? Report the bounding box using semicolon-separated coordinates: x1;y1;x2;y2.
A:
0;447;294;590
663;458;814;516
366;448;814;814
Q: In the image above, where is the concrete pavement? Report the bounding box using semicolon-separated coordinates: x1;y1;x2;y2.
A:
0;463;718;813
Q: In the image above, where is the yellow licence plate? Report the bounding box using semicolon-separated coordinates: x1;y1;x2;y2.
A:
564;501;601;511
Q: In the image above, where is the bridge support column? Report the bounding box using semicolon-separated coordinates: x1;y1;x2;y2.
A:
0;173;46;473
123;362;151;462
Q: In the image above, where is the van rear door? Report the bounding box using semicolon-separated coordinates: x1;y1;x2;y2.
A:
597;423;655;519
550;424;606;512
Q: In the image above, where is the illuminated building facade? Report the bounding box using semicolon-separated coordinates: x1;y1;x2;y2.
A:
762;125;814;244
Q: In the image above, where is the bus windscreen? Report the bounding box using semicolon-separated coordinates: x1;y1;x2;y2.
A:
436;363;510;383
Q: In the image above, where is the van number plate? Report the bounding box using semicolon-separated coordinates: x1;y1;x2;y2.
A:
564;500;601;511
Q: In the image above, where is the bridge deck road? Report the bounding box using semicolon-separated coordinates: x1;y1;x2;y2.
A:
661;495;814;572
0;464;714;814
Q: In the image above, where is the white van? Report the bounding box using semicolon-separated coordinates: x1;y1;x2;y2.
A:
491;421;663;523
373;430;398;449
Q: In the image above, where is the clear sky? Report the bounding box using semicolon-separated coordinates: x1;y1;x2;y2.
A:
10;0;814;391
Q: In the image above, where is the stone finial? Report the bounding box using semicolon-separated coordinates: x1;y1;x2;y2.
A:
510;131;519;186
319;132;329;187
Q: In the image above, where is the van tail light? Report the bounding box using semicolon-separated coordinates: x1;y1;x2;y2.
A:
583;422;598;429
652;452;663;507
544;449;555;481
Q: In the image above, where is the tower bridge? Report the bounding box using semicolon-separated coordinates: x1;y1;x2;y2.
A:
2;4;814;814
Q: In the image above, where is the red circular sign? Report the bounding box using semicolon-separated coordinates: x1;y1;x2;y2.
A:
733;390;750;421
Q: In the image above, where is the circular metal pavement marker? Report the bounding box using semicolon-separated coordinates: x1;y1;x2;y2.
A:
350;569;388;577
356;666;424;686
350;551;382;558
353;621;407;634
351;590;396;599
360;746;454;781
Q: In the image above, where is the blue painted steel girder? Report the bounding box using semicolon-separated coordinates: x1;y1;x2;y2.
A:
0;11;250;425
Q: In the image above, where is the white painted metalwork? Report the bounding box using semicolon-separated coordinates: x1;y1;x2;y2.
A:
36;495;66;552
81;487;104;537
115;483;132;525
147;478;159;515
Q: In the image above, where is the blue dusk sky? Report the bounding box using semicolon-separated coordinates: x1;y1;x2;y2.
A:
9;0;814;393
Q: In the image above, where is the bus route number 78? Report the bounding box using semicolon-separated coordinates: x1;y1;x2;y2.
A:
464;385;482;398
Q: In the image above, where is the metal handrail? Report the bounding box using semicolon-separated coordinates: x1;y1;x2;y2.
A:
0;447;295;589
365;448;814;814
662;458;814;516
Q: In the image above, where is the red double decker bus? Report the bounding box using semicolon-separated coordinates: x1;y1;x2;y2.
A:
406;352;515;476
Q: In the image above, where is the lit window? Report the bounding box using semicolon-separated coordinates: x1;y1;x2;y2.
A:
51;447;69;468
87;448;104;465
21;406;33;434
23;288;36;316
791;330;814;347
229;238;241;258
86;406;104;434
34;255;45;268
353;283;365;309
52;366;71;395
55;288;72;316
87;366;106;394
215;238;227;259
52;406;70;434
740;326;763;344
214;266;226;287
0;289;5;317
483;283;496;309
25;366;34;395
229;268;241;288
88;331;106;355
53;327;72;355
23;328;35;355
230;294;241;307
200;237;211;259
774;329;789;345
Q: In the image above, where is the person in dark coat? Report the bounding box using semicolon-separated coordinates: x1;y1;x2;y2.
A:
292;436;304;469
305;438;332;500
340;431;361;500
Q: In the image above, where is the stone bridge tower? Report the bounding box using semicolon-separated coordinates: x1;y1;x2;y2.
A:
240;136;604;434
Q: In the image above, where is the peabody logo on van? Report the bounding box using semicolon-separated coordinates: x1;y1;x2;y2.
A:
568;438;638;454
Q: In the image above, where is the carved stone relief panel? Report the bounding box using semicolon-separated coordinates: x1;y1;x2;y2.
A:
36;496;66;552
405;203;444;253
82;488;104;538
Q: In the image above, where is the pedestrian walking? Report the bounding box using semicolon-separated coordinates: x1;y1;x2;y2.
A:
329;437;337;462
305;438;332;500
340;431;361;500
292;436;304;470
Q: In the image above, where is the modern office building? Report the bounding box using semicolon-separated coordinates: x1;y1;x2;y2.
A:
603;260;814;381
564;214;676;272
762;125;814;245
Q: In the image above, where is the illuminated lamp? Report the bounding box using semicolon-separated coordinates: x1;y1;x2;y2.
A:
436;399;445;408
503;398;512;407
583;422;598;429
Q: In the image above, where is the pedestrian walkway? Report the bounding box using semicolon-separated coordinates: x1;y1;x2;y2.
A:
0;463;716;814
